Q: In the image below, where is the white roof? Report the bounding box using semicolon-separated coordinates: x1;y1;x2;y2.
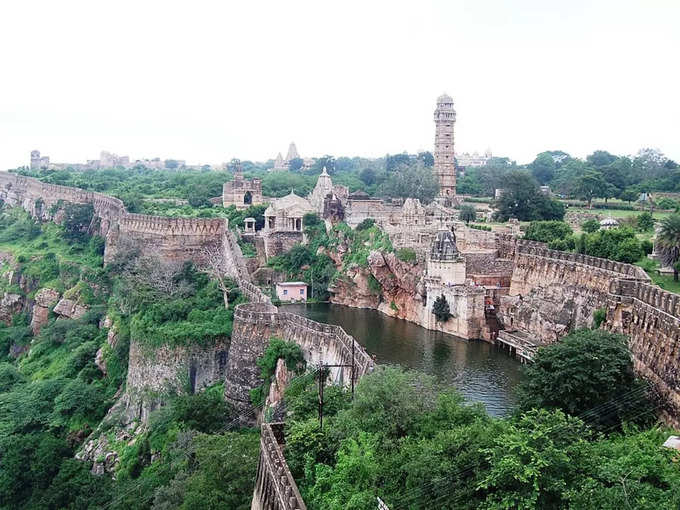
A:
600;217;619;226
277;281;307;286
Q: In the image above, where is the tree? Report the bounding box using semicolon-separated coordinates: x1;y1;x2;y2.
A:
620;189;638;203
200;243;238;308
459;205;477;224
656;213;680;281
359;167;377;186
529;153;557;184
516;329;652;429
524;221;573;244
310;155;335;175
636;211;654;232
378;162;439;204
583;226;644;263
586;150;617;168
62;203;95;241
288;157;304;172
385;153;411;172
417;151;434;167
574;170;607;208
495;171;564;221
432;294;451;322
187;185;212;208
581;219;600;233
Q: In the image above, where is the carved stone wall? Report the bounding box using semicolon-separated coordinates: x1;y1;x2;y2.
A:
605;280;680;427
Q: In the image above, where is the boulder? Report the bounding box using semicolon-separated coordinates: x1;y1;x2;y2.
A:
0;293;24;324
30;288;60;334
53;298;88;320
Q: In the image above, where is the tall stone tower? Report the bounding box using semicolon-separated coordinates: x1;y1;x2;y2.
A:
433;94;457;198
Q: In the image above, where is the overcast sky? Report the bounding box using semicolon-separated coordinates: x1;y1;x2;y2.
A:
1;0;678;170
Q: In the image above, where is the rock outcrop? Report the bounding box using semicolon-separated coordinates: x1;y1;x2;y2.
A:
30;288;60;334
53;298;88;320
0;293;24;324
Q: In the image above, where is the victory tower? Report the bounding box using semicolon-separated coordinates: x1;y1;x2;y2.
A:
433;94;457;198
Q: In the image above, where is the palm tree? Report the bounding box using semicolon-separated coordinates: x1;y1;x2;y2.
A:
656;214;680;281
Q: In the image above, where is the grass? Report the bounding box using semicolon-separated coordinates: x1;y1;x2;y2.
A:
568;207;672;220
636;258;680;295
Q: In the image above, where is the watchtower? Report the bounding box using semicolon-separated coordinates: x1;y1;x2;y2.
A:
434;94;457;198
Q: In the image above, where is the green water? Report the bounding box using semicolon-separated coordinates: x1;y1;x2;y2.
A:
286;303;524;416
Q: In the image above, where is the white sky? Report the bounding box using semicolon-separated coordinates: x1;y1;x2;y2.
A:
0;0;678;169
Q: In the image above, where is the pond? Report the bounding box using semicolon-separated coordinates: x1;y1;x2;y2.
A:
285;303;524;416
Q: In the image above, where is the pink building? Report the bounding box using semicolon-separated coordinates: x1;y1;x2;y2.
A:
275;282;308;302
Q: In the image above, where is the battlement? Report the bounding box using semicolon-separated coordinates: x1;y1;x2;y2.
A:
253;423;307;510
118;213;226;236
611;279;680;320
516;240;650;280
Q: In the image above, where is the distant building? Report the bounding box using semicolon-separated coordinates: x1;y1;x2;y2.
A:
599;217;619;230
30;150;49;170
456;150;492;168
276;282;307;302
222;167;263;209
264;190;315;232
270;142;304;171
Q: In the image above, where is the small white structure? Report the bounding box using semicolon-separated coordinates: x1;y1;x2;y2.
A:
276;282;307;302
662;435;680;451
244;217;256;234
599;217;619;230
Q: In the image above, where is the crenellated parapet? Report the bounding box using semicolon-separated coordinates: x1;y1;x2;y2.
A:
503;236;679;426
0;171;231;265
225;301;374;421
252;423;307;510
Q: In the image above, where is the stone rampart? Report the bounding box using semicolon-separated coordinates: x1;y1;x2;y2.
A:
503;237;679;425
224;302;374;420
252;422;306;510
605;280;680;427
0;171;227;265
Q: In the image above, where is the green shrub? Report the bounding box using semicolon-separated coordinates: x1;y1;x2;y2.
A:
581;218;600;233
250;338;306;408
396;247;417;263
525;220;573;244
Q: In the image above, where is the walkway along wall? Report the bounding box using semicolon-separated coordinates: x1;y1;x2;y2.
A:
223;301;375;420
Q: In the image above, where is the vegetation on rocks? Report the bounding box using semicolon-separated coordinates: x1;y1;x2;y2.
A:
0;204;256;509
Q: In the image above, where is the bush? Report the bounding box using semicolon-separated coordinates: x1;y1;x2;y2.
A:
459;205;477;223
525;221;573;244
250;338;306;408
581;218;600;233
636;211;654;231
396;248;416;263
516;329;652;429
355;218;376;231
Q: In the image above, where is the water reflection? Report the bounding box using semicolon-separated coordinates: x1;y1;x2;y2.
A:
286;303;524;416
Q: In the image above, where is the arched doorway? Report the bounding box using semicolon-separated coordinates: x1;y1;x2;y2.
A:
244;191;253;205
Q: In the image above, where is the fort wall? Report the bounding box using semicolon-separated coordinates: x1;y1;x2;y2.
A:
252;422;307;510
0;172;227;265
224;302;374;421
501;237;679;426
